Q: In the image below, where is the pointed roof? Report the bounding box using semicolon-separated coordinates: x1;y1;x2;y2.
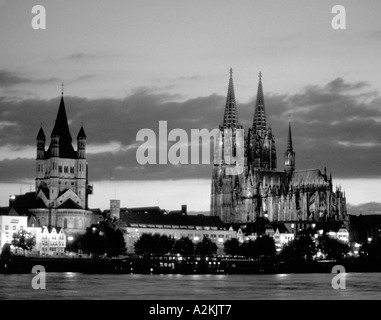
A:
222;68;239;128
36;125;46;141
77;125;86;140
286;123;293;152
253;71;267;132
48;96;77;159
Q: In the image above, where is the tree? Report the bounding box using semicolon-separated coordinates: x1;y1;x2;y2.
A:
1;243;12;261
134;234;175;257
359;240;381;259
173;237;194;256
240;240;258;258
224;238;241;256
11;230;35;254
255;235;276;258
80;221;126;257
317;235;349;260
195;237;217;257
279;235;316;261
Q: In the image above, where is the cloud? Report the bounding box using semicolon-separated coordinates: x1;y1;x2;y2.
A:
0;70;58;89
0;70;31;88
324;78;369;93
70;74;97;83
65;53;97;60
0;77;380;183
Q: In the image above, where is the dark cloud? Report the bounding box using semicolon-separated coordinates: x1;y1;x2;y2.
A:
0;70;32;88
65;53;97;60
0;77;380;182
0;70;58;89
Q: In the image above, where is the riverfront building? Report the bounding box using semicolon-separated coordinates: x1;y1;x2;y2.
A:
105;204;237;254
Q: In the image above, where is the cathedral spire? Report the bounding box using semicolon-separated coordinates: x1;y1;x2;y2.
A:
287;122;293;152
253;71;267;132
222;68;239;128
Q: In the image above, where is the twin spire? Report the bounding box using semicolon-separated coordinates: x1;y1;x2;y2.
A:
222;68;239;128
287;122;293;152
253;71;267;132
222;69;268;132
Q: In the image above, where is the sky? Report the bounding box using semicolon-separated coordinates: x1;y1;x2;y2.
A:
0;0;380;211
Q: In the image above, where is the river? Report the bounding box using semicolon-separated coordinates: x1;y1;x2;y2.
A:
0;273;380;300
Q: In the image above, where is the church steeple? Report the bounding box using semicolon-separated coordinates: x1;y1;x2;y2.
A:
286;122;293;152
253;71;267;133
36;125;46;141
48;92;76;159
284;122;295;176
36;125;46;160
222;68;239;128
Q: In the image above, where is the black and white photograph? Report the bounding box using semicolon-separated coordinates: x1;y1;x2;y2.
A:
0;0;381;305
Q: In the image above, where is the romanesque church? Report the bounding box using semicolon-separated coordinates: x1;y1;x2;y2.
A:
16;93;95;236
211;70;347;230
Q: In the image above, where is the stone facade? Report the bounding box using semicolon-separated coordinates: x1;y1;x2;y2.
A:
30;94;93;235
211;71;347;226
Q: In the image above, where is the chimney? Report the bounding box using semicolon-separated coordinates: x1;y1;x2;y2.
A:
181;205;187;215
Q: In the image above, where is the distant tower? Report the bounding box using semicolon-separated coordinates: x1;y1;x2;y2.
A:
36;125;46;159
36;126;46;181
110;200;121;220
284;123;295;176
77;125;86;159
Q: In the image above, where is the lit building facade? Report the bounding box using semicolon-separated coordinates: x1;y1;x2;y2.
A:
211;70;348;227
0;214;28;250
28;93;94;235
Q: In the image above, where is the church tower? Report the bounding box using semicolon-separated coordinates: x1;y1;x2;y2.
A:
284;123;295;176
211;69;244;223
249;72;277;170
32;88;93;235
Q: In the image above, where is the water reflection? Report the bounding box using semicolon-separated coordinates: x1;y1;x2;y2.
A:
0;273;380;300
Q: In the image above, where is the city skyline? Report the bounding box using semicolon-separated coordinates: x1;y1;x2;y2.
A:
0;0;380;211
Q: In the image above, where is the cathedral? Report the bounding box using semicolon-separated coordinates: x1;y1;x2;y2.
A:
28;91;94;235
211;70;347;229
